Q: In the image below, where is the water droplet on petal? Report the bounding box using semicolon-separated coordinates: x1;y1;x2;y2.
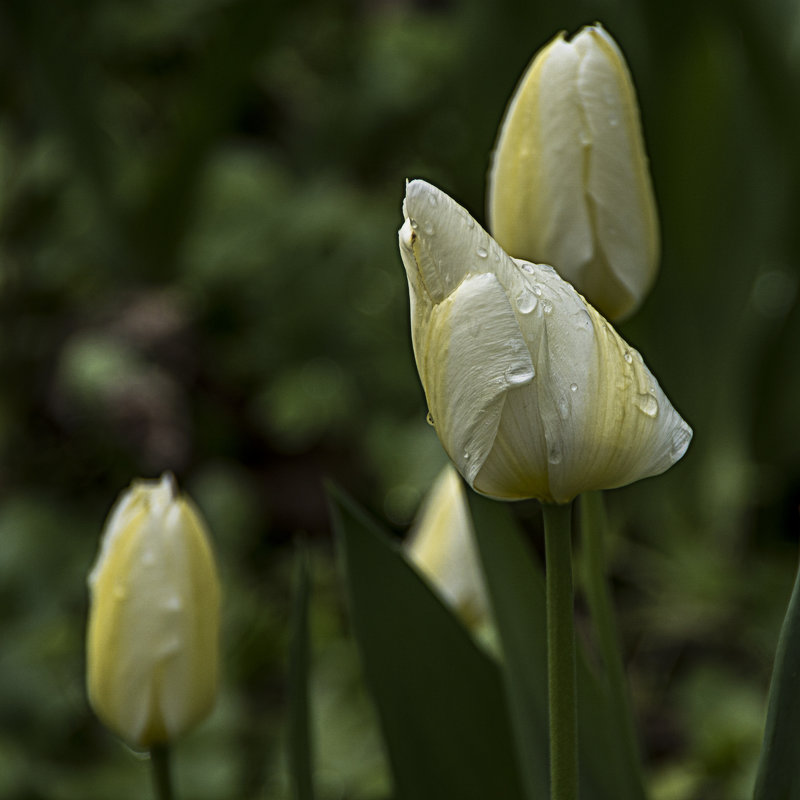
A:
609;116;619;127
521;262;535;274
422;220;434;235
426;411;435;427
505;363;534;385
163;596;182;613
624;351;633;364
636;393;659;418
516;289;538;314
558;396;570;419
533;285;542;296
548;444;562;464
427;193;437;207
410;219;419;230
570;383;578;392
476;246;488;259
466;217;475;229
463;450;471;461
542;300;553;315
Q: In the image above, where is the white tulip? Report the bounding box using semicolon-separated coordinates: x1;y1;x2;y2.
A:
398;179;690;504
406;464;489;627
86;473;221;749
488;24;659;321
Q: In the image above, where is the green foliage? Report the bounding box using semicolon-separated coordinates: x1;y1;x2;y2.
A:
331;487;526;800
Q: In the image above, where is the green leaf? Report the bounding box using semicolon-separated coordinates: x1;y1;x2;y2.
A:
468;494;646;800
330;487;526;800
288;542;315;800
753;560;800;800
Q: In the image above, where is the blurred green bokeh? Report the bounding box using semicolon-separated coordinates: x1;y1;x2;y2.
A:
1;0;799;797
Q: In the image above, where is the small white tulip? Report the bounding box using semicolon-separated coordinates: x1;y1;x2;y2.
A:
398;179;691;504
488;24;659;321
406;464;489;627
86;473;221;749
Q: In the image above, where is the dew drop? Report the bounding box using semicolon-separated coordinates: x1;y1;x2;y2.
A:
609;116;619;127
476;246;488;259
505;363;534;385
624;351;633;364
466;217;475;228
521;262;535;274
163;596;182;613
542;300;553;315
422;220;434;235
548;444;562;464
426;411;435;427
516;289;538;314
570;383;578;392
533;285;542;296
427;192;437;207
410;219;419;230
636;393;659;418
463;450;471;461
558;396;570;419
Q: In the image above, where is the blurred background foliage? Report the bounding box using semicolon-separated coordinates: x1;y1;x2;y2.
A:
0;0;799;797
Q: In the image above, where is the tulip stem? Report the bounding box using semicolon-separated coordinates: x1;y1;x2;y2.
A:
580;491;646;792
542;500;578;800
150;745;175;800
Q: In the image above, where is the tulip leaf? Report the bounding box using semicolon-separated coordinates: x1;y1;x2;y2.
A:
753;560;800;800
288;542;315;800
330;487;526;800
468;494;646;800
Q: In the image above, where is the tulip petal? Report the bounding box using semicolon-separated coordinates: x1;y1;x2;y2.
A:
574;26;659;317
420;272;536;488
406;464;489;626
399;179;690;504
87;474;220;749
487;24;659;321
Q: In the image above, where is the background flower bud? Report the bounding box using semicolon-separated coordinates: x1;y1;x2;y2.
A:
399;179;691;504
405;464;489;628
488;24;659;321
86;473;221;749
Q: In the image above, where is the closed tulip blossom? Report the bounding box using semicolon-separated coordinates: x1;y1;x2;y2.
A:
86;473;221;749
488;24;659;321
406;464;489;627
398;179;691;504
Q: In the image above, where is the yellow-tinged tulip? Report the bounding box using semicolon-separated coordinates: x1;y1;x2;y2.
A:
86;473;221;749
406;464;489;627
398;179;691;504
488;23;659;321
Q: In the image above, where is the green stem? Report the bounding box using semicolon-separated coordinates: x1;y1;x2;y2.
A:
150;745;175;800
542;500;578;800
580;491;645;790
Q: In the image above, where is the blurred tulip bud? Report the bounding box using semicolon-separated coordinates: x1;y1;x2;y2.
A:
87;473;221;749
488;23;659;321
398;179;690;504
406;464;489;628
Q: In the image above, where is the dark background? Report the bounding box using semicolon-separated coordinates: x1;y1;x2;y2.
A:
1;0;799;797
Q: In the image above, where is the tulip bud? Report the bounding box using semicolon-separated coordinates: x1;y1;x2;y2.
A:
86;473;221;749
488;24;659;321
398;179;690;504
406;464;489;627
